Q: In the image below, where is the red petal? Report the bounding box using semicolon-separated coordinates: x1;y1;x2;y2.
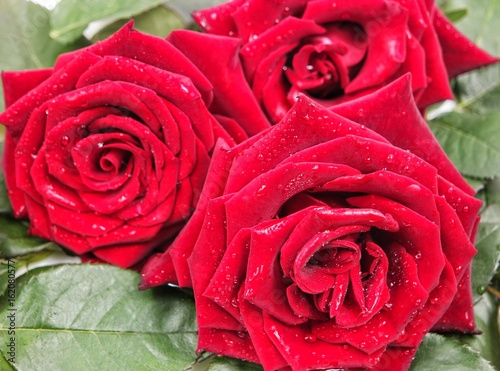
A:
188;195;244;331
433;8;498;78
168;30;271;137
240;295;289;370
203;229;252;324
55;21;214;105
264;313;384;370
332;75;474;195
197;327;260;364
1;69;53;108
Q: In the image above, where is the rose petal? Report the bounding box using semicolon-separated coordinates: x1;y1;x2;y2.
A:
188;195;244;331
193;0;246;36
303;0;408;93
0;51;101;136
224;96;387;193
141;140;237;288
332;75;474;195
264;313;384;370
225;161;360;241
245;209;312;326
203;228;252;324
240;294;289;370
1;69;53;108
433;8;498;78
55;21;214;105
197;328;259;364
168;30;271;137
348;194;444;293
313;243;428;353
242;17;325;82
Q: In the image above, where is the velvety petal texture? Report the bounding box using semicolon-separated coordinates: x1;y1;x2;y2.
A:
141;78;480;370
0;21;238;268
191;0;497;123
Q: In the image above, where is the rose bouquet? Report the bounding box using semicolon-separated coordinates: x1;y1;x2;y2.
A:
0;0;499;370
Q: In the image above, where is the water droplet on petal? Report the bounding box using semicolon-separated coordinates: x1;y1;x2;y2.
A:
61;135;70;147
304;334;317;343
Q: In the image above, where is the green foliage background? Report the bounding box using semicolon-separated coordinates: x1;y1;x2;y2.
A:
0;0;499;370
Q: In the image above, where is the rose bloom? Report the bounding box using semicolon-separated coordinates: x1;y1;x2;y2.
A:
183;0;498;123
0;21;240;268
141;77;480;370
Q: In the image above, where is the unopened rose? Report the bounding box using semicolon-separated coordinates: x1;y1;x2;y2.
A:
186;0;497;123
141;77;480;370
0;21;237;268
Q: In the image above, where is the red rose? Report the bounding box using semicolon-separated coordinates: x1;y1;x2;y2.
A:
0;21;237;268
187;0;497;123
141;77;480;370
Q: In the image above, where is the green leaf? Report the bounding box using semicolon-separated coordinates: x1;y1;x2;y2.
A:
0;0;72;112
0;353;14;371
0;264;198;370
454;65;500;115
206;356;262;371
0;0;67;70
0;265;54;307
0;216;57;259
0;142;12;215
456;293;500;369
443;0;500;114
50;0;169;44
91;5;185;42
440;0;500;55
472;180;500;298
483;177;500;205
167;0;227;24
481;203;500;224
428;112;500;178
410;333;494;370
464;176;487;193
0;260;16;302
445;8;468;22
472;219;500;300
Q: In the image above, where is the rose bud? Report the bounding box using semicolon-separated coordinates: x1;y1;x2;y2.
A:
182;0;498;123
141;76;480;370
0;21;239;268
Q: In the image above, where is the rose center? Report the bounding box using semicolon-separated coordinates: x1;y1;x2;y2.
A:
99;147;131;174
307;242;359;273
284;22;367;99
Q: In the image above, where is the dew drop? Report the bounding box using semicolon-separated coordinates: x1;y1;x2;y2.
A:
304;334;317;343
61;135;70;147
403;349;415;356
